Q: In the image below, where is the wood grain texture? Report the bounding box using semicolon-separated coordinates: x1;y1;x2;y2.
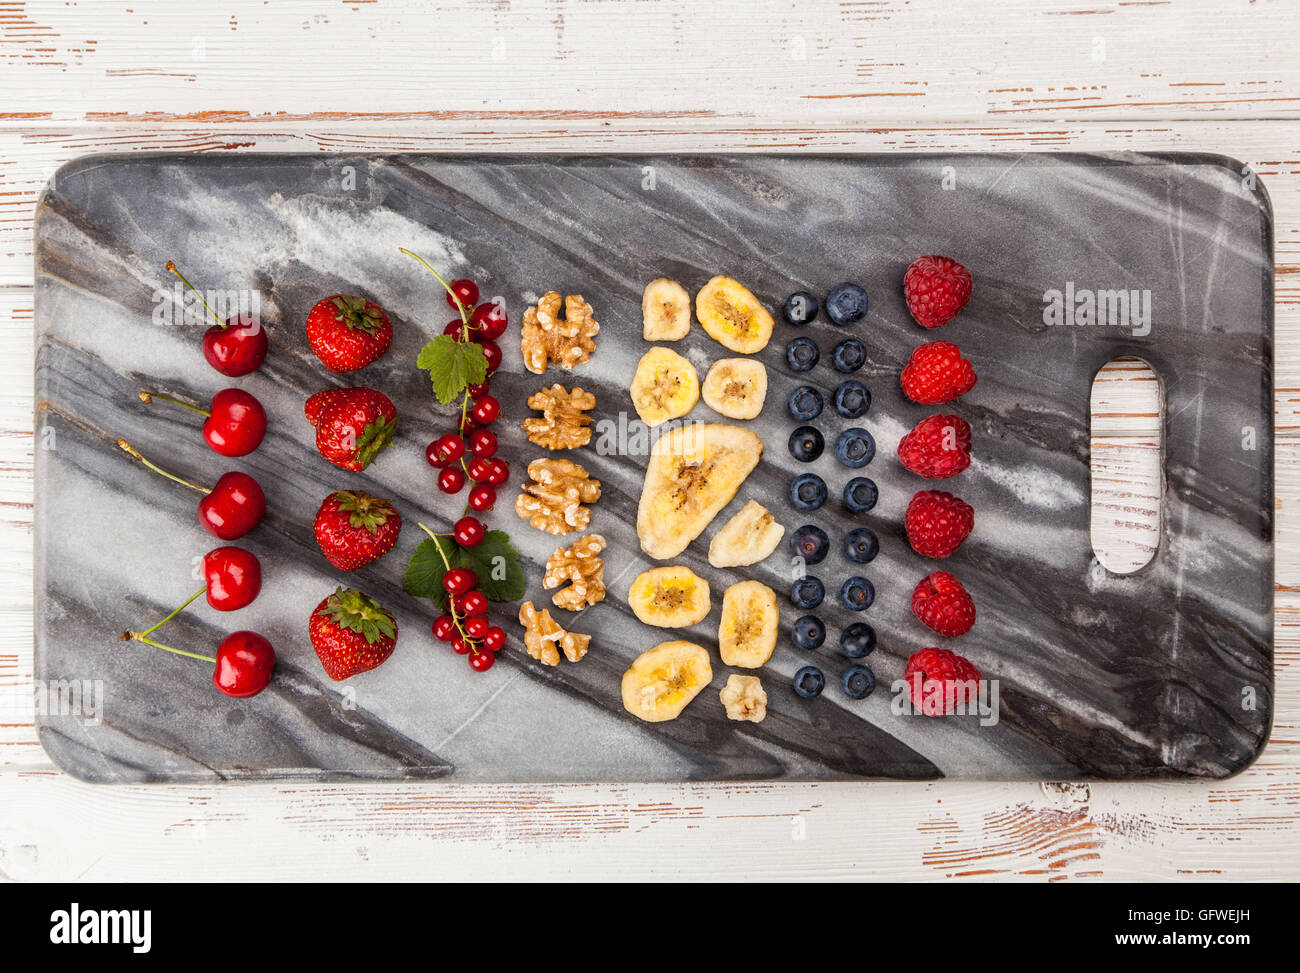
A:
0;0;1297;879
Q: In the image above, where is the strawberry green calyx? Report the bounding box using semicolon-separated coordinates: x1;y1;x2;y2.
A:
331;294;386;336
332;490;396;534
322;587;396;645
354;414;397;470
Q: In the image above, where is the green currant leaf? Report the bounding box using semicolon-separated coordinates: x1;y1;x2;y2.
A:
403;536;459;611
459;530;525;603
417;335;488;405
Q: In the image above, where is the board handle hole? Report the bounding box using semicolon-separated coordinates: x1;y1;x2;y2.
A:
1090;356;1163;574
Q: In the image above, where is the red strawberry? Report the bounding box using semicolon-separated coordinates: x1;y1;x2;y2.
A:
904;490;974;558
903;255;972;329
911;570;976;637
900;341;976;404
904;647;981;717
305;387;396;472
897;414;971;478
313;490;402;570
308;587;398;681
306;294;393;373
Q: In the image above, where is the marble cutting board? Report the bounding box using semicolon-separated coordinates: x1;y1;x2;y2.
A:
33;152;1273;782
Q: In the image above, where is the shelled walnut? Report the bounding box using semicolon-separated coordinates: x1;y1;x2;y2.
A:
522;384;596;450
543;533;606;611
519;601;590;666
520;291;599;374
720;674;767;723
515;457;601;534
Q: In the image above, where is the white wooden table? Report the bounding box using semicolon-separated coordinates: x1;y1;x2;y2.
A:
1;0;1296;881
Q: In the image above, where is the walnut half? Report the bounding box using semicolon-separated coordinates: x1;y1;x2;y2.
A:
515;457;601;535
522;384;596;450
720;674;767;723
521;291;599;374
543;533;606;611
519;601;590;666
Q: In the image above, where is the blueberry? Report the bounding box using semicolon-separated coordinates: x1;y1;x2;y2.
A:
839;622;877;659
790;524;830;565
793;665;826;699
787;385;824;422
843;477;878;513
825;282;869;326
834;427;875;468
790;576;825;610
843;527;879;564
792;615;826;651
788;425;824;462
786;336;820;373
832;338;866;373
783;291;819;326
841;664;876;700
840;576;875;611
833;380;871;419
790;473;828;511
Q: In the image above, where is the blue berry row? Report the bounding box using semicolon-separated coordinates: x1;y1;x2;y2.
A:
788;383;871;422
790;473;877;513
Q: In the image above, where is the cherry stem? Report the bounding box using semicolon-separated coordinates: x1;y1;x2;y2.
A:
136;586;208;639
165;260;226;329
139;391;210;418
399;248;471;326
120;586;216;663
117;439;210;495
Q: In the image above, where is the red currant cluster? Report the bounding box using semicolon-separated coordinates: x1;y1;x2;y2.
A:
423;277;510;512
430;561;507;672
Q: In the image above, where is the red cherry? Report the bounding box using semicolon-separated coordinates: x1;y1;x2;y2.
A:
479;340;502;374
449;635;472;655
431;433;465;466
467;456;493;483
446;279;480;311
464;615;489;639
212;631;276;698
469;649;495;672
202;389;267;456
482;626;507;652
202;316;268;377
443;567;478;595
471;395;500;426
456;590;489;617
467;429;497;458
453;515;485;547
467;381;491;399
432;614;457;641
484;458;509;486
198;472;266;540
202;546;262;611
471;302;508;339
467;484;496;512
438;466;466;494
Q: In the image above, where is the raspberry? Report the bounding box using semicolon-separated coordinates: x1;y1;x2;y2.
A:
905;490;974;558
904;647;981;717
897;414;971;479
904;255;972;329
900;341;976;404
911;570;975;637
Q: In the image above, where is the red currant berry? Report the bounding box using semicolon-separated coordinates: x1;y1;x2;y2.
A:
432;615;457;641
446;278;480;311
432;433;465;466
485;458;510;486
469;648;495;672
443;319;468;340
424;440;444;468
471;395;500;426
482;626;507;652
468;484;496;512
456;590;489;617
464;615;489;639
438;465;466;494
449;635;472;655
458;413;479;434
479;339;502;374
467;456;493;483
471;302;508;339
467;381;490;399
468;428;497;457
453;515;485;547
443;567;478;595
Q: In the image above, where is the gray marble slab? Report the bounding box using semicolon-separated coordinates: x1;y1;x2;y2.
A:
34;153;1273;782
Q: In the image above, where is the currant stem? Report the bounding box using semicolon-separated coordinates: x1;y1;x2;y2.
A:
416;522;480;653
117;440;210;495
165;260;226;329
139;391;210;418
398;248;471;326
